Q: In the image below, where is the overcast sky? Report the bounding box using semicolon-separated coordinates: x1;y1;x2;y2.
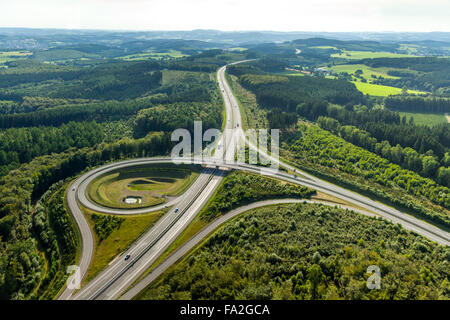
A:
1;0;449;32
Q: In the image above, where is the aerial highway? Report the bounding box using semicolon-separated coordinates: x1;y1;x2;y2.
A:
58;63;243;300
59;62;449;300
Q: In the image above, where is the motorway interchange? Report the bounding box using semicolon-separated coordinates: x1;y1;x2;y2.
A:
59;63;450;300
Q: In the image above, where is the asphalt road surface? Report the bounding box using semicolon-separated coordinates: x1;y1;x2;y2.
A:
60;62;245;300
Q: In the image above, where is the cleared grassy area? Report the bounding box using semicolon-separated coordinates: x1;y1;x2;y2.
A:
310;46;338;50
82;207;166;283
330;64;400;80
87;164;199;209
352;81;426;97
161;69;211;86
228;47;247;51
117;50;188;61
397;111;447;127
398;44;420;54
0;50;32;64
331;50;414;60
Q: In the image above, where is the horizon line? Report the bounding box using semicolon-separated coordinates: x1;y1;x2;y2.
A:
0;27;449;34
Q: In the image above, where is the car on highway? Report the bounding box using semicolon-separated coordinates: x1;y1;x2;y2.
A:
174;208;179;213
72;187;76;191
124;254;131;261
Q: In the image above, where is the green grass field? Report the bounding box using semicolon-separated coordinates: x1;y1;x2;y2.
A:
352;81;426;97
310;46;338;50
117;50;188;61
331;50;414;60
87;165;199;209
0;50;32;63
397;111;448;127
330;64;400;80
82;208;165;283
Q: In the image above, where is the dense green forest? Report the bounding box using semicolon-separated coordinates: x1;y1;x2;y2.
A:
281;125;449;227
239;73;366;111
0;132;172;299
317;117;450;187
200;171;315;222
133;102;222;138
139;203;450;300
0;121;104;176
0;60;162;100
384;95;450;113
297;103;449;169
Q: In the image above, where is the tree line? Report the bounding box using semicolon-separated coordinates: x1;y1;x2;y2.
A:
384;95;450;113
239;73;366;112
0;121;104;176
200;171;315;222
296;102;449;160
284;125;449;227
133;102;222;138
317;116;450;187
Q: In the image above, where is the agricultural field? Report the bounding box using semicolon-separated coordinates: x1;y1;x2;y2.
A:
397;111;448;127
331;50;414;60
329;64;400;80
352;81;426;96
118;49;188;61
309;46;338;50
0;50;32;64
86;164;200;209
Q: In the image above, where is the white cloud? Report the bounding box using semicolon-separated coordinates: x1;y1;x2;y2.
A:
0;0;449;31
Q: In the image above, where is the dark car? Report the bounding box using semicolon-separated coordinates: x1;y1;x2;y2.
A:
124;254;131;261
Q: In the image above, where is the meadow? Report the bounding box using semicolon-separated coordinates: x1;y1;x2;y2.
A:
329;64;399;80
82;208;165;283
397;111;448;127
352;81;426;96
331;50;414;60
118;49;188;61
0;50;32;63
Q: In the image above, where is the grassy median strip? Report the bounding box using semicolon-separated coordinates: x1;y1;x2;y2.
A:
81;207;166;284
